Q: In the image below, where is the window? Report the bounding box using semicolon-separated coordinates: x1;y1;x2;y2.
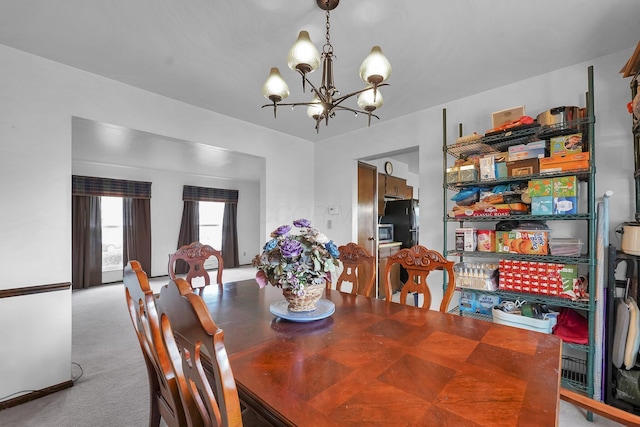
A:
199;201;225;269
101;196;123;272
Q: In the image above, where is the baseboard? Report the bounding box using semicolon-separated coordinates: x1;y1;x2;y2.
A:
0;380;74;411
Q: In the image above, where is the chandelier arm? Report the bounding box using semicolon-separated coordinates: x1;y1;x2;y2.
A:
331;83;390;108
261;101;323;109
330;105;381;120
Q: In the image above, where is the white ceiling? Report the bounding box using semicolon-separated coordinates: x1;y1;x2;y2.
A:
1;0;639;143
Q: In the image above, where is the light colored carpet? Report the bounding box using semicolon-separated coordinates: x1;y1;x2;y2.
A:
0;265;624;426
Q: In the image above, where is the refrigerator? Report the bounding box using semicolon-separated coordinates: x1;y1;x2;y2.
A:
380;199;419;248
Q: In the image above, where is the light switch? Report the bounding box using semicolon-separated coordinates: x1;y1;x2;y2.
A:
327;219;332;229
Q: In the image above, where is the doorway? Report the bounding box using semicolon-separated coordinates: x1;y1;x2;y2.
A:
357;162;378;295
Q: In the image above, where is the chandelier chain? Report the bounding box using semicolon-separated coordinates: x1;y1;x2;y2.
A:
323;2;332;54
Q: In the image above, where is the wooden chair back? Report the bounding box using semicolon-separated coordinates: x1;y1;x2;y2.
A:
384;245;456;312
156;278;243;427
168;242;224;295
335;242;376;297
123;260;187;427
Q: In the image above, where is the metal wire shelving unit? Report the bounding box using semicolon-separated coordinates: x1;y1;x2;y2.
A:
442;66;596;396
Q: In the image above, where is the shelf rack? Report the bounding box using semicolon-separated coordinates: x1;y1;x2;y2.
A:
442;66;596;396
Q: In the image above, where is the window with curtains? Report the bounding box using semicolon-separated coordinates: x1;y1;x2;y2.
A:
199;201;225;269
177;185;239;273
101;196;124;272
72;175;152;288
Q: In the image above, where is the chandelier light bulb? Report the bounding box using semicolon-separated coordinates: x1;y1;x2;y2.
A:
306;95;324;119
359;46;392;86
262;67;290;102
287;31;321;75
357;86;383;111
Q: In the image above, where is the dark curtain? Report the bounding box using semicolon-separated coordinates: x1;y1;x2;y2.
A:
72;195;102;289
123;198;152;274
176;200;199;274
222;202;239;268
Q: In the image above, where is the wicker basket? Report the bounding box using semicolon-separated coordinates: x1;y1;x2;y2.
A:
282;281;325;312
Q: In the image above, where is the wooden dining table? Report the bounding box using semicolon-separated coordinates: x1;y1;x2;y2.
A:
201;279;562;426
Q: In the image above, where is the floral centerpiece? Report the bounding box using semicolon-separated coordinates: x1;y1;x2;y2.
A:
253;219;340;311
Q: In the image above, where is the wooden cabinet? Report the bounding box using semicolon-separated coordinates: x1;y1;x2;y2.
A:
402;185;413;200
378;243;401;299
384;175;407;198
378;174;412;214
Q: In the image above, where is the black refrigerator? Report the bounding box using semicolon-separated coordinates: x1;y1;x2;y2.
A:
380;199;419;248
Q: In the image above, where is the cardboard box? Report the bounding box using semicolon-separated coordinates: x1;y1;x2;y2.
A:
508;140;547;161
455;228;477;251
507;158;539;177
459;291;501;316
479;156;496;180
528;178;553;197
453;204;511;219
539;152;590;173
492;106;525;129
458;164;477;182
550;133;583;157
496;230;549;254
554;197;577;214
477;230;496;252
496;162;508;178
446;167;459;184
531;196;554;215
553;175;577;197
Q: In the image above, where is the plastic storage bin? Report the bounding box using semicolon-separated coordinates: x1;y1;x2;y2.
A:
492;307;557;334
549;238;583;256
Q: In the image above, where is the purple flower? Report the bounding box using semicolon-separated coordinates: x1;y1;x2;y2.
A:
280;239;303;258
271;224;291;237
293;218;311;228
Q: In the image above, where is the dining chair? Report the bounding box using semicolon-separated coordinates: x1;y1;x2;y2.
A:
168;242;224;295
155;278;244;427
384;245;456;312
334;242;376;297
122;260;187;427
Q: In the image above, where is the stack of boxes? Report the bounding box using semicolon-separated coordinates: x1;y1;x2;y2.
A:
539;133;589;173
498;259;581;300
528;175;578;215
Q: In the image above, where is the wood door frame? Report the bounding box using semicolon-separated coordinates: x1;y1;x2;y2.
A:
357;162;378;296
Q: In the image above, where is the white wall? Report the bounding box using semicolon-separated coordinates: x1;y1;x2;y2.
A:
315;48;636;309
0;43;313;402
71;119;262;278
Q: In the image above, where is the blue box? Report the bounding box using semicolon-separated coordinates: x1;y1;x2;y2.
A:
531;196;553;215
554;197;577;214
459;291;501;316
495;162;508;178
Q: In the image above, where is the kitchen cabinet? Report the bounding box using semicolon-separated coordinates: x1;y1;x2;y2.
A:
441;66;596;397
378;243;401;299
384;175;408;198
378;174;412;215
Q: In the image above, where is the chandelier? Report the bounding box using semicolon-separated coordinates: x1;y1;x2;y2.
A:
261;0;392;133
